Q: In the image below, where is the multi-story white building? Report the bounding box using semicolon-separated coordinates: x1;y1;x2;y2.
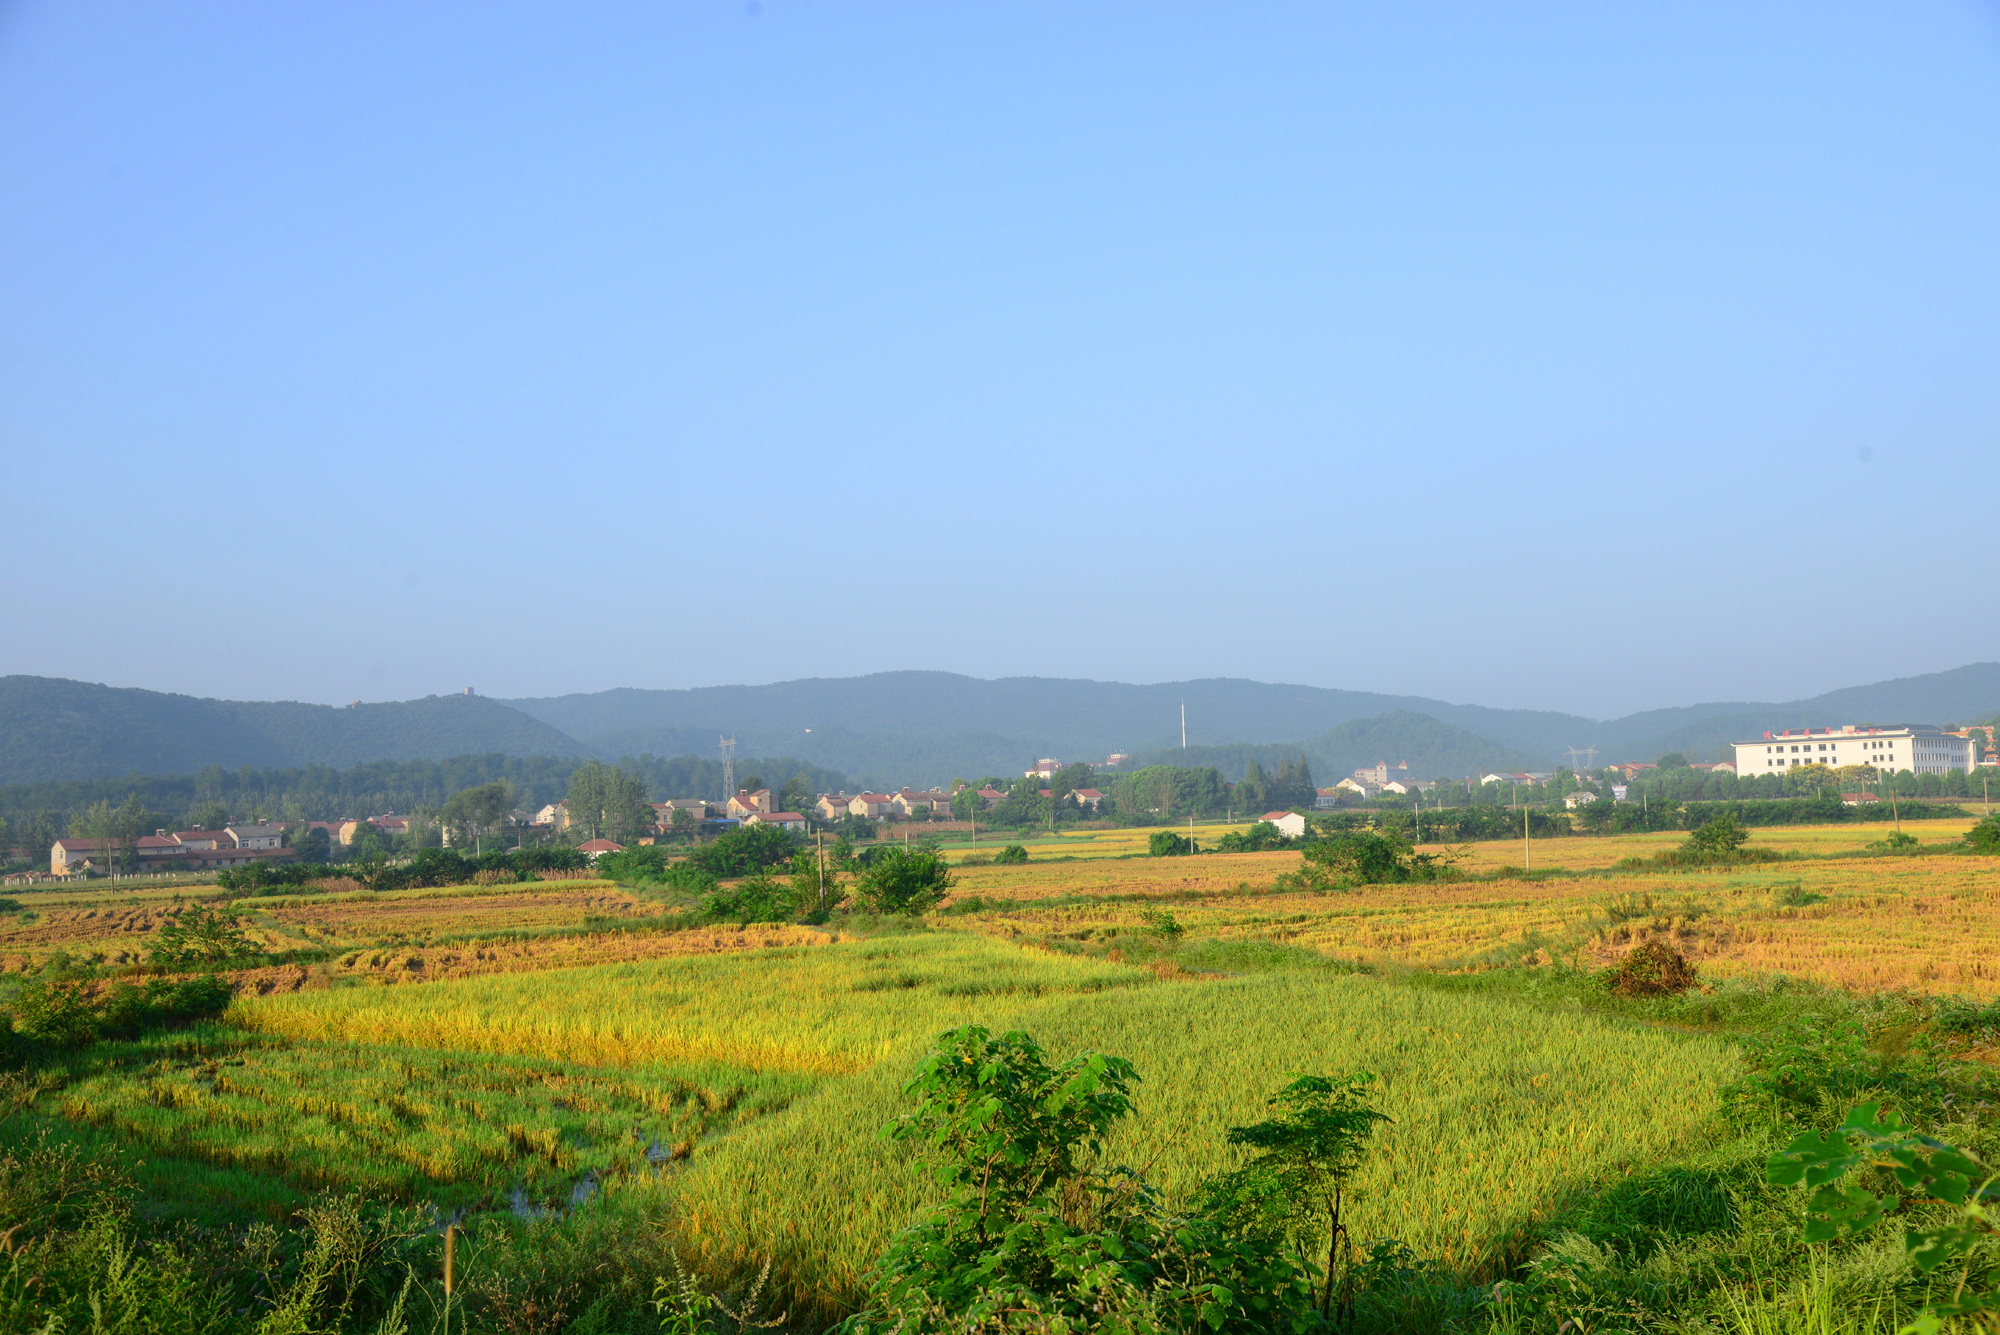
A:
1733;724;1977;777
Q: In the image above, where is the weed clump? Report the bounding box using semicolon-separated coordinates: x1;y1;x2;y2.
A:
1608;942;1699;998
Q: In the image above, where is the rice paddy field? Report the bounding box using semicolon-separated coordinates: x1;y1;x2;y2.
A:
4;817;1996;1330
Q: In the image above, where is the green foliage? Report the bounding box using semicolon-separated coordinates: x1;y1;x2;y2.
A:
8;977;102;1047
1139;908;1186;941
1966;813;2000;853
788;844;851;921
1215;820;1289;853
1683;813;1750;856
1279;829;1460;890
1212;1073;1391;1318
839;1026;1328;1334
3;974;233;1059
1148;830;1199;856
1871;830;1922;851
440;780;514;850
1769;1102;1999;1329
992;843;1030;865
565;759;655;844
148;904;258;971
702;874;798;923
853;846;954;915
685;823;802;878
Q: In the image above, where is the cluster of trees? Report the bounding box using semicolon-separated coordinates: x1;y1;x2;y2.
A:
1622;755;1996;805
213;845;590;893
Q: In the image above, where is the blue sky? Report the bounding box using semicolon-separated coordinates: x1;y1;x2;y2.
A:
3;1;1997;718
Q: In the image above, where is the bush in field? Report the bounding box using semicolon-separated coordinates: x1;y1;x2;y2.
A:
1278;829;1460;891
686;824;801;878
1966;813;2000;853
8;978;102;1047
1684;814;1750;856
149;905;258;971
1215;821;1289;853
1149;830;1199;856
1607;942;1699;998
993;843;1030;865
702;874;798;923
839;1026;1332;1334
853;846;954;915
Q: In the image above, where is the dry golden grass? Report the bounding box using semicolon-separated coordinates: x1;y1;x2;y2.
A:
257;885;652;948
951;841;2000;998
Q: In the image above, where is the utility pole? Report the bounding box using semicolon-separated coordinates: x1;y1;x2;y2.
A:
1181;701;1187;750
1523;800;1531;872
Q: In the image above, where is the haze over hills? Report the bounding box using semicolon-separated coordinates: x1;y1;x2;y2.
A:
0;677;585;786
3;664;1997;791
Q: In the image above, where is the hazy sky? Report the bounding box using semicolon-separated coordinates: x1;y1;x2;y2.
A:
5;2;1998;719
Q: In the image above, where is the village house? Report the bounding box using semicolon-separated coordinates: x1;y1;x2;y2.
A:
1351;761;1411;786
976;787;1008;807
725;790;772;820
577;838;624;859
848;793;894;819
50;825;299;876
1071;787;1105;809
814;793;853;821
1260;811;1309;839
1333;777;1381;799
1024;758;1061;779
1380;778;1435;795
743;811;808;833
1313;787;1343;809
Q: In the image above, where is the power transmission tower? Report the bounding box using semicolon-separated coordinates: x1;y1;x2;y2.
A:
719;736;736;804
1564;745;1598;774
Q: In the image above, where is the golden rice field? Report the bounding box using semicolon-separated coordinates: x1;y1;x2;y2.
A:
250;884;653;950
224;933;1735;1320
234;934;1145;1076
955;851;2000;998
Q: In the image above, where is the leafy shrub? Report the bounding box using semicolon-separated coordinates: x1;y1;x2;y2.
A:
701;874;798;923
1215;821;1290;853
993;844;1030;865
853;846;954;915
0;898;21;914
838;1026;1331;1334
1607;943;1698;998
685;824;802;878
1868;830;1921;852
1966;813;2000;853
1278;829;1461;891
1684;814;1750;856
1148;830;1199;856
148;904;258;971
8;978;101;1047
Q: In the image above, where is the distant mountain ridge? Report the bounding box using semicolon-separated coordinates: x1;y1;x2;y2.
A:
0;677;587;785
4;664;1996;790
506;664;2000;782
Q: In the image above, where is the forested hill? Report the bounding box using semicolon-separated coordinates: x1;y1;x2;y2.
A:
1131;711;1548;785
505;664;2000;777
0;677;588;785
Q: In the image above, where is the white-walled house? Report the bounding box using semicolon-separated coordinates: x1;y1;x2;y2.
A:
1260;811;1309;838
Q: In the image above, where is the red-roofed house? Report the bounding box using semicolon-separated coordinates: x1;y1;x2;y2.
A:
726;790;772;819
1071;788;1105;809
1260;811;1309;839
848;794;894;819
744;811;808;833
577;838;625;859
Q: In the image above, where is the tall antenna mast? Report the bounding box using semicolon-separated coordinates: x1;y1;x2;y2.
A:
719;735;736;803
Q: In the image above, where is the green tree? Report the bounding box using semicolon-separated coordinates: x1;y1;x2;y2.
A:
1282;829;1459;889
854;845;954;914
788;841;852;920
668;807;699;841
1684;813;1751;857
149;905;257;971
565;761;652;843
441;781;513;853
686;823;800;878
1655;752;1691;769
778;773;815;817
840;1027;1326;1334
1215;1074;1391;1319
183;801;231;832
950;787;984;822
1966;813;2000;854
291;825;332;862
